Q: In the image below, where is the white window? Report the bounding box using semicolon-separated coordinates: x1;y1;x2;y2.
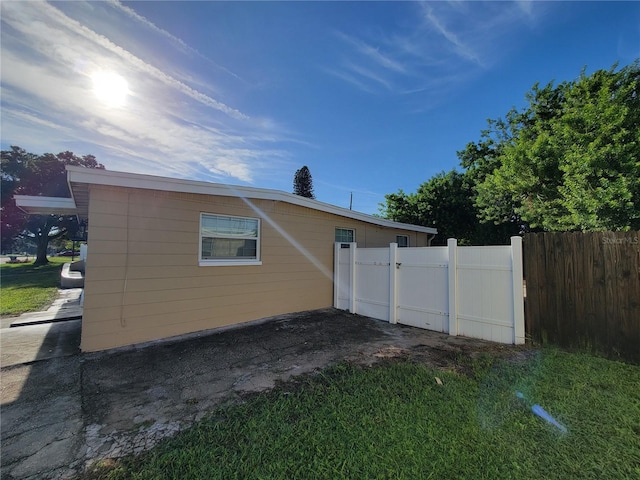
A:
200;213;261;266
335;228;355;243
396;235;409;247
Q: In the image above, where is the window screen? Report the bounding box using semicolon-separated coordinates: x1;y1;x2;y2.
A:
200;214;260;263
335;228;355;243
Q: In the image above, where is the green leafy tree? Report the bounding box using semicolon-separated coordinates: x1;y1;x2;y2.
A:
293;166;315;199
475;61;640;231
382;62;639;241
382;171;482;245
1;146;104;265
457;111;530;232
381;170;521;245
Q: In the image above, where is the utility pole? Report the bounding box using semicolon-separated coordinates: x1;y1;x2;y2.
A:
349;192;353;210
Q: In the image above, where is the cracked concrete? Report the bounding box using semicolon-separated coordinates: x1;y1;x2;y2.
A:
1;308;523;479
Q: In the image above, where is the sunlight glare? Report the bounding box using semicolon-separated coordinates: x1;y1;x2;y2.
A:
91;71;129;108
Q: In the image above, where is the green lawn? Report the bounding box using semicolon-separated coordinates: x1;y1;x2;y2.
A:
87;349;640;480
0;257;67;316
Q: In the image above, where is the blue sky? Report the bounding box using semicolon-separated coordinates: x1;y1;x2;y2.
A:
1;1;638;214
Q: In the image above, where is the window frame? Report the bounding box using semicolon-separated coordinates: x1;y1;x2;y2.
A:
396;235;409;247
199;213;262;266
335;227;355;244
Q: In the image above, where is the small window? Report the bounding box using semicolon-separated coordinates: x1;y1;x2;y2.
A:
335;228;355;243
200;213;261;266
396;235;409;247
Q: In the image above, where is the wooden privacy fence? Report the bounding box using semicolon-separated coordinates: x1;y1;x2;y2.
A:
524;231;640;362
334;238;525;345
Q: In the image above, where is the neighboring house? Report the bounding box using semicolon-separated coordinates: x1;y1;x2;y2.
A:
16;166;437;352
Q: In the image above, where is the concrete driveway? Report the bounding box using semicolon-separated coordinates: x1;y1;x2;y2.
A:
1;308;516;480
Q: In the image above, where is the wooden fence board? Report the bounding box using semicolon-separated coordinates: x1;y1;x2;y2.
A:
524;231;640;363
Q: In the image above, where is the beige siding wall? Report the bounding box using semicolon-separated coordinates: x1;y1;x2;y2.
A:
81;185;429;351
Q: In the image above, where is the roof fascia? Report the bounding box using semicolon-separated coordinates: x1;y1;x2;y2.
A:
66;166;437;234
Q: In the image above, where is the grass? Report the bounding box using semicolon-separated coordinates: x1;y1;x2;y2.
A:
0;257;67;316
85;349;640;480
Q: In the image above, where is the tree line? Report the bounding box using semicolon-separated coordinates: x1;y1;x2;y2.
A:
380;61;640;245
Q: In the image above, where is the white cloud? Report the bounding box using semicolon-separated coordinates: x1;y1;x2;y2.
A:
421;3;483;66
326;1;543;100
50;2;245;119
0;1;293;184
517;1;534;18
344;60;393;90
106;0;245;85
335;32;407;74
419;1;542;68
106;0;190;50
2;107;72;133
322;67;377;94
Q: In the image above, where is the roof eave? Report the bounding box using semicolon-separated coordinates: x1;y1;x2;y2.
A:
14;195;78;215
66;166;437;235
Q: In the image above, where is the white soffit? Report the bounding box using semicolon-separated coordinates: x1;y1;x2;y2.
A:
66;166;437;234
14;195;78;215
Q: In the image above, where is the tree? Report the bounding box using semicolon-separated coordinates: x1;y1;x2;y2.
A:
475;61;640;231
381;62;639;241
380;171;472;245
1;147;34;250
293;166;315;199
380;170;518;245
1;147;105;265
453;110;533;243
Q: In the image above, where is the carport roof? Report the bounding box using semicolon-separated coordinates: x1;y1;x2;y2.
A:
16;166;437;235
12;196;78;216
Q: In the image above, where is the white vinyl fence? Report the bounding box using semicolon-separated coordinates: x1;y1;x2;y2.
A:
334;238;525;344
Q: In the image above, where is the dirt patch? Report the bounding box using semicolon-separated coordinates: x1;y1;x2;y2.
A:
360;335;538;381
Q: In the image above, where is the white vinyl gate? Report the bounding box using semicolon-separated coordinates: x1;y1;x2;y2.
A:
334;238;525;345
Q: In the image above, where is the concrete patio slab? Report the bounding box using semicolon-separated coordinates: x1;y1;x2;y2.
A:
1;321;81;367
7;289;83;328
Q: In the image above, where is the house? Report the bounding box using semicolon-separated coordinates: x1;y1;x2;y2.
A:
16;166;437;352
